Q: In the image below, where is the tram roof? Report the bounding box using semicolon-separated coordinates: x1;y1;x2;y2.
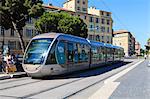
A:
104;43;122;49
88;40;105;47
89;40;122;49
32;33;58;39
32;33;123;49
57;34;89;44
113;45;122;49
33;33;89;45
104;43;114;48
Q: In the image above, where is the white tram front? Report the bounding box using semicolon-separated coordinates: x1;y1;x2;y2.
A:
23;33;90;77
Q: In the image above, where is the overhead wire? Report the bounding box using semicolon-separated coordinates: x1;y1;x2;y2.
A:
100;0;130;30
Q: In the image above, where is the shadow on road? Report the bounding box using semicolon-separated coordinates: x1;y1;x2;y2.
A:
41;61;132;80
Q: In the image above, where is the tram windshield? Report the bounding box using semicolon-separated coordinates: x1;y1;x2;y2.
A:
24;38;53;64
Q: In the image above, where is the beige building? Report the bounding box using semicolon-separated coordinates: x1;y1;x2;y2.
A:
113;30;135;57
135;41;141;56
0;0;113;54
0;19;40;54
63;0;88;13
63;0;113;43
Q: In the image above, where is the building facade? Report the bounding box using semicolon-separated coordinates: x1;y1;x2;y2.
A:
135;41;141;56
0;0;113;54
63;0;113;43
113;30;135;57
0;19;40;54
63;0;88;13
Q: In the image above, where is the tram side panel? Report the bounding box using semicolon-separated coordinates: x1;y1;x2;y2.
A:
106;47;114;62
51;39;91;74
65;42;90;72
90;46;106;68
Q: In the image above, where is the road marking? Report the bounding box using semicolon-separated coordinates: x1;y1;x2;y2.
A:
89;60;144;99
89;82;120;99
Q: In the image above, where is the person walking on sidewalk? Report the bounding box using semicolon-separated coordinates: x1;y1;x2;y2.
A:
4;52;11;74
144;54;147;60
5;52;17;74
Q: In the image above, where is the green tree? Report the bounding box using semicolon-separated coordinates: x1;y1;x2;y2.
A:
140;48;145;56
148;38;150;42
35;12;88;38
0;0;44;53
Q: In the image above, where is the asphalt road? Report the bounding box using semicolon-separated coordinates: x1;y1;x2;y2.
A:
110;59;150;99
0;59;146;99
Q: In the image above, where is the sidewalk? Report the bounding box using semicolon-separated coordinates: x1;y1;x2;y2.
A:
0;72;27;80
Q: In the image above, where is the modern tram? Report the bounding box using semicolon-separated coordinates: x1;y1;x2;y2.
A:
22;33;124;77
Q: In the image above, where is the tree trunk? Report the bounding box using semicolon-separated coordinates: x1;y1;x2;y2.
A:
12;21;25;53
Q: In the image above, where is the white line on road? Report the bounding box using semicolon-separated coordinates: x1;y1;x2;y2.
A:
89;60;144;99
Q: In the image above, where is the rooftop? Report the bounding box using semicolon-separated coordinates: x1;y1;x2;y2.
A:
63;0;74;4
113;30;130;34
43;4;71;12
43;5;100;16
88;7;112;14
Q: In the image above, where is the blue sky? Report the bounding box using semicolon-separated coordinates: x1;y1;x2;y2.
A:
43;0;150;49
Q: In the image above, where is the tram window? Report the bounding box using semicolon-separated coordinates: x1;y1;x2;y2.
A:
101;47;104;61
92;47;98;62
117;49;119;58
46;40;57;65
78;44;88;62
78;44;82;62
119;49;122;58
74;43;78;63
24;38;53;64
107;48;111;59
98;47;103;61
106;48;109;59
114;49;117;58
104;47;107;60
56;41;66;64
115;49;118;58
110;48;113;58
67;43;74;62
84;45;89;62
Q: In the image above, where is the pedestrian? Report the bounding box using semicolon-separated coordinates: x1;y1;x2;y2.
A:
11;53;16;64
4;52;17;74
4;52;12;74
144;54;147;60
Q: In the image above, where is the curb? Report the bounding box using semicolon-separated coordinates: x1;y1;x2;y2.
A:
0;75;11;80
0;72;27;80
12;72;27;78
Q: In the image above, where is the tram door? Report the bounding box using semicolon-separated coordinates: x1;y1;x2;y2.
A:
56;41;67;68
66;42;74;72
